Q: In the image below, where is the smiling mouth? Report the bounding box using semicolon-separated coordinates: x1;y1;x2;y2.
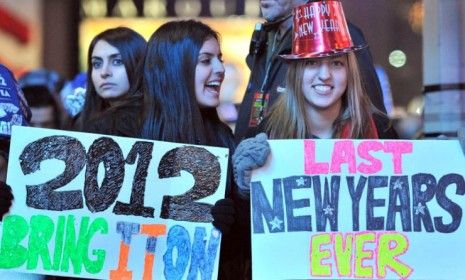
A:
205;81;222;93
312;84;333;94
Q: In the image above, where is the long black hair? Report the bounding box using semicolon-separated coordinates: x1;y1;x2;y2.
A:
76;26;146;135
141;20;235;150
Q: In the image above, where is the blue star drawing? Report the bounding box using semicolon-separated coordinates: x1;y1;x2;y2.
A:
323;205;334;216
296;176;305;186
414;203;426;215
393;180;403;190
269;216;283;231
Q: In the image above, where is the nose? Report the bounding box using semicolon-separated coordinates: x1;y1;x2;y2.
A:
317;62;330;80
100;62;112;78
213;58;225;76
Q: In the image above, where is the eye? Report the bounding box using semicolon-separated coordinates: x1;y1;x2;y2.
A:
305;59;318;66
331;58;345;67
112;58;124;66
199;58;211;65
91;60;102;69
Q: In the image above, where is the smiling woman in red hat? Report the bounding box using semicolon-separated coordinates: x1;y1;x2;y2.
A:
231;3;399;277
232;0;399;216
257;0;398;139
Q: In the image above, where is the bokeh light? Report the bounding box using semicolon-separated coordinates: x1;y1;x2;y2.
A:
389;50;407;68
175;0;201;17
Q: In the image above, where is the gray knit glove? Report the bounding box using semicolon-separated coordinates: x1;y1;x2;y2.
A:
232;133;270;198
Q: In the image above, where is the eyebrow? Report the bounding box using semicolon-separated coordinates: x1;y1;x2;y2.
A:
91;53;122;59
198;52;222;57
330;54;346;59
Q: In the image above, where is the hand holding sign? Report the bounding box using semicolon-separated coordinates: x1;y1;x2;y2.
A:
211;198;235;234
232;133;270;198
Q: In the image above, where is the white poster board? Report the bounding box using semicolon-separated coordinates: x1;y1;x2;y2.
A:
0;126;229;279
251;139;465;279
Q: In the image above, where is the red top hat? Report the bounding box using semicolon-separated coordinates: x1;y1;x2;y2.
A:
281;0;365;60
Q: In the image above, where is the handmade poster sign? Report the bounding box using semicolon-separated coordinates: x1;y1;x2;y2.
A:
251;139;465;279
0;126;229;279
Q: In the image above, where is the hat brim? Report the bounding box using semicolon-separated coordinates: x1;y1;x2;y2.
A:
279;44;367;60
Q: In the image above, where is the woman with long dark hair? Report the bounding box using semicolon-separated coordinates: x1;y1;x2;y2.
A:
141;20;235;151
141;20;243;279
75;26;146;137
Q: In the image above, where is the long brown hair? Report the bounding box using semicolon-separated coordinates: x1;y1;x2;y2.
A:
141;20;235;151
265;52;376;139
76;27;146;134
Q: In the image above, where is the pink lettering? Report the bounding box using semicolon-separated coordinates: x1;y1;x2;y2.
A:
330;140;356;173
304;140;329;174
383;141;413;174
357;141;384;174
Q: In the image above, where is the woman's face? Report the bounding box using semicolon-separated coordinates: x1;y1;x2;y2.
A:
195;37;225;108
91;40;130;101
301;55;348;111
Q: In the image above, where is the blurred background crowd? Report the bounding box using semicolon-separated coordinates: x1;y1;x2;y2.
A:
0;0;447;139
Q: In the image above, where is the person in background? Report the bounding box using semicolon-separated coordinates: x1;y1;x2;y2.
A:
0;63;31;219
18;69;67;129
235;0;388;141
59;72;87;119
74;26;146;137
0;63;45;280
140;20;239;279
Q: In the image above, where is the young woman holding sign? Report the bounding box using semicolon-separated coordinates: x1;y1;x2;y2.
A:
244;19;398;139
74;27;146;137
141;20;243;279
232;1;399;278
235;0;398;171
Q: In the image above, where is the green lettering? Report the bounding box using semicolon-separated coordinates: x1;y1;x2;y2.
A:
82;217;108;274
27;215;54;270
354;233;375;278
377;233;412;278
334;233;352;276
0;215;28;268
61;215;85;274
52;215;66;271
310;233;331;276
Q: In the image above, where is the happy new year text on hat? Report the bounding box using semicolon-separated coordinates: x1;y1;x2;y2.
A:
281;0;365;60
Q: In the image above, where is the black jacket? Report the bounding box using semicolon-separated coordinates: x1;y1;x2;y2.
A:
235;21;387;141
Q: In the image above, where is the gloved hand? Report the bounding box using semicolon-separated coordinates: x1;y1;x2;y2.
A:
0;181;13;221
211;198;235;234
232;133;271;198
458;127;465;156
